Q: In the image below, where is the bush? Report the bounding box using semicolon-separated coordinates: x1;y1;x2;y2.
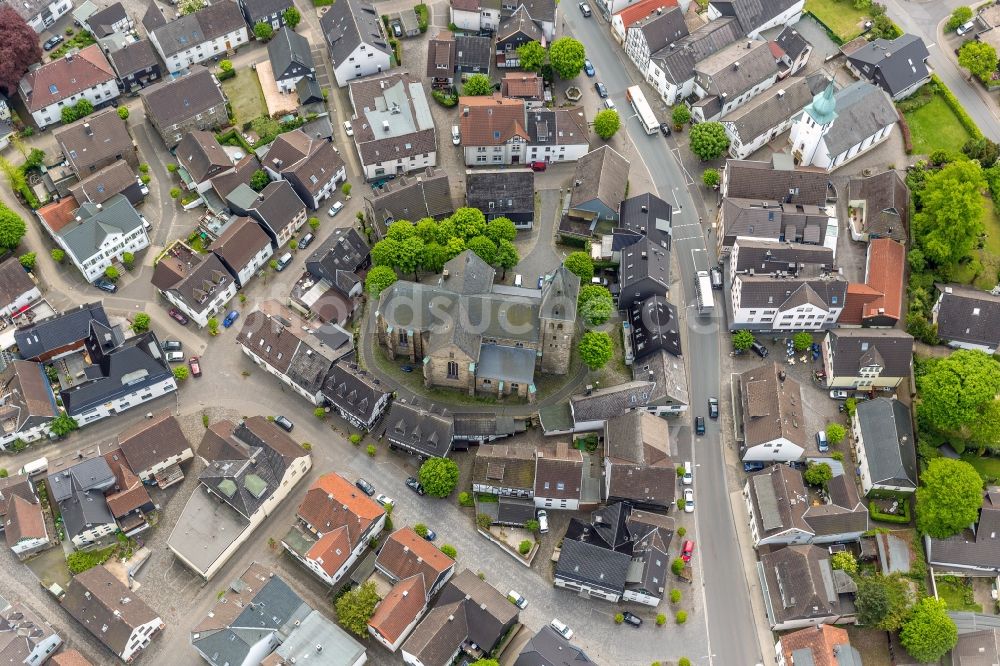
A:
349;433;362;445
947;5;973;31
702;168;720;188
170;187;181;199
414;523;429;537
301;442;312;451
525;519;540;532
254;21;274;40
117;106;129;120
432;89;458;107
677;526;686;537
670;589;682;603
207;318;219;336
104;266;119;281
67;546;115;573
458;491;474;507
18;252;35;271
672;105;690;126
51;248;65;263
656;613;666;626
518;540;532;555
671;558;685;575
173;366;189;381
414;3;429;32
167;163;178;173
675;611;688;624
440;544;457;558
342;182;352;196
131;312;150;333
678;659;692;666
614;613;624;624
313;407;326;419
122;251;134;270
366;444;376;457
0;469;6;478
869;499;911;524
826;423;846;445
476;513;493;530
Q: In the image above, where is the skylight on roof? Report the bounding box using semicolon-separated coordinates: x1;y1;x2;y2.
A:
49;84;58;94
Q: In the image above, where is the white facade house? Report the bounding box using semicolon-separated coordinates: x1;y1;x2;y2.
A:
0;258;42;317
11;0;73;32
450;0;502;31
730;274;847;331
71;373;177;426
18;46;120;129
147;2;249;74
151;241;238;328
739;363;808;462
853;397;917;495
211;216;274;289
321;0;392;87
707;0;804;39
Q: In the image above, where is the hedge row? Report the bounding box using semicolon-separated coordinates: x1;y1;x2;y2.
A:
803;11;845;46
896;109;913;155
868;500;911;524
932;74;984;141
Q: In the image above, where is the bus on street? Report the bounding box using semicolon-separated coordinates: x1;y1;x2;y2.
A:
626;85;659;135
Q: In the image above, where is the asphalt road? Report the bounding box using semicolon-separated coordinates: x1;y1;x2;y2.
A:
560;10;761;665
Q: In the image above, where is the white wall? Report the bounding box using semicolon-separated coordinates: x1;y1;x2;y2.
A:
136;448;194;483
553;576;622;601
32;78;120;129
361;149;437;181
234;243;274;288
742;438;804;462
72;376;178;425
525;142;588;163
119;617;164;662
239;345;325;405
152;28;249;74
71;521;117;549
159;281;238;329
450;7;481;31
1;283;41;316
333;44;391;88
534;495;580;511
0;420;51;451
63;225;149;282
10;533;49;557
23;632;61;666
25;0;73;32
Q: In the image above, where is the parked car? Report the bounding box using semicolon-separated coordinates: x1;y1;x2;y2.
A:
141;215;151;232
375;493;394;509
957;20;976;35
222;310;240;328
529;160;547;172
451;125;461;145
680;539;695;562
274;415;294;432
275;252;293;271
744;461;766;473
537;509;549;533
328;201;344;216
708;397;719;419
168;308;189;325
603;98;616;110
423;527;437;541
165;351;184;363
751;341;768;358
400;364;414;373
682;461;693;485
161;340;182;351
185;356;201;377
621;611;642;627
405;476;425;495
137;178;150;196
93;278;118;293
578;1;591;16
343;120;354;136
829;390;850;400
43;35;64;51
583;59;595;76
298;233;315;249
683;487;694;513
595;81;608;98
550;619;574;640
659;123;671;137
508;591;528;609
816;430;829;453
710;267;723;289
391;21;402;37
695;416;705;436
355;478;375;496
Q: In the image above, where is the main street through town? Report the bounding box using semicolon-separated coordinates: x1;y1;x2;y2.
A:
561;9;762;666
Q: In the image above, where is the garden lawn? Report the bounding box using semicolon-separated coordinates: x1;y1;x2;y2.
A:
221;72;266;124
960;451;1000;481
805;0;868;41
936;576;983;612
904;93;973;156
950;195;1000;290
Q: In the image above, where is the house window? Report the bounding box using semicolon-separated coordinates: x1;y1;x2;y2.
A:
447;361;458;378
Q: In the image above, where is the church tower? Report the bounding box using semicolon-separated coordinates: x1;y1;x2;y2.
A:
790;82;837;166
538;266;581;375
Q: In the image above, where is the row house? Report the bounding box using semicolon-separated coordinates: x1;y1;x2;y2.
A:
739;362;808;462
8;0;73;32
644;18;744;107
364;168;454;237
450;0;502;32
211;216;274;289
238;0;296;31
321;0;392;87
757;545;856;630
690;38;780;122
262;129;346;210
460;95;529;165
612;0;680;45
140;69;229;149
730;272;847;331
268;26;316;93
55;108;138;177
0;257;41;317
0;361;57;451
146;1;248;74
151;240;237;328
623;6;687;77
821;328;913;390
839;238;904;328
524;106;590;163
321;362;392;431
495;7;544;68
226;180;308;248
18;46;119;129
176;131;235;193
707;0;805;39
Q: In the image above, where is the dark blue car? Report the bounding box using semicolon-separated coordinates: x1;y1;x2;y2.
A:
222;311;240;328
583;59;595;77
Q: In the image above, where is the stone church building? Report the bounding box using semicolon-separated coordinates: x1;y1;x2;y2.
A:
376;251;580;400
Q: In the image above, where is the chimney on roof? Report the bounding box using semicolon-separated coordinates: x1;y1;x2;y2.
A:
382;120;390;132
641;205;648;213
64;52;73;62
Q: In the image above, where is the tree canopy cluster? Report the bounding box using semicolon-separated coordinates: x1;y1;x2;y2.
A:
916;350;1000;449
916;457;984;538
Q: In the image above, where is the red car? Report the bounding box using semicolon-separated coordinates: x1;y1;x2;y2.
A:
529;161;547;172
188;355;202;377
168;308;189;325
680;540;695;563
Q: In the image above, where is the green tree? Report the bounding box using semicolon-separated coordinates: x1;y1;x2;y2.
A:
549;37;586;79
0;203;27;249
169;187;181;199
578;284;614;327
702;168;720;188
476;513;493;530
419;458;460;497
173;365;189;381
855;574;911;630
916;350;1000;434
463;73;494;96
177;0;202;14
518;540;532;555
74;99;93;117
104;266;120;281
397;236;425;280
963;137;1000;167
250;169;270;192
466;235;498;264
18;252;35;271
314;407;327;420
688;122;730;160
421;241;448;273
792;331;812;352
254;21;274;40
414;523;429;537
564;251;594;281
913;150;986;267
803;461;832;488
675;611;687;624
678;660;691;666
60;106;79;124
51;248;65;263
732;330;754;351
671;558;685;575
207;318;219;335
826;423;846;445
309;216;320;231
219;59;233;74
122;251;134;270
131;312;150;334
916;458;984;538
830;551;857;574
959;40;998;82
282;6;301;28
578;331;613;371
49;412;79;437
415;218;438;243
371;238;402;267
947;5;973;31
670;589;682;603
335;581;381;637
440;544;457;558
0;156;27;195
525;519;540;532
365;265;397;297
117;105;129;120
485;216;517;244
451;207;487;239
868;5;902;40
516;41;547;71
494;239;519;280
593;109;620;139
386;220;416;241
342;182;352;197
672;105;691;126
900;597;958;663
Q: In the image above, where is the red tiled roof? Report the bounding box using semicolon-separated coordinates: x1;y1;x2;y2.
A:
839;283;883;325
296;473;384;548
23;45;115;111
616;0;678;29
769;41;786;59
305;526;352;575
37;197;79;233
5;494;45;547
49;650;94;666
779;625;852;666
368;575;426;644
864;238;904;321
376;527;455;585
459;96;529;147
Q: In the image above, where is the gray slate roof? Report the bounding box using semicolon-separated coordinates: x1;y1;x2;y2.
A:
304;226;369;295
477;344;536;383
385;402;454;458
570;145;629;212
14;302;110;361
636;7;688;54
455;34;492;70
775;26;810;61
926;491;1000;573
649;17;744;85
0;259;36;310
951;629;1000;665
87;2;129;37
934;284;1000;349
555;538;631;593
854;398;916;489
240;0;293;22
709;0;802;35
149;0;245;57
846;34;929;98
59;195;144;263
695;39;778;100
735;274;847;311
267;26;314;81
826;328;913;379
140;68;226;128
819;81;898;159
321;362;390;426
731;238;833;274
620;236;671;303
847;170;909;242
365;167;453;230
722;72;830;145
466;169;534;218
759;544;852;626
320;0;390;65
54;107;133;175
629;295;681;360
618;192;672;248
514;626;596;666
571;381;656;423
722;156;831;205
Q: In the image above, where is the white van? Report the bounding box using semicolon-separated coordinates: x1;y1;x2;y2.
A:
275;252;293;272
19;457;48;477
683;461;693;485
451;125;461;145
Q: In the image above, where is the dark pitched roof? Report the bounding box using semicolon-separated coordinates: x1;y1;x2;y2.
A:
555;538;631;593
775;26;810;61
426;569;519;654
385;402;454;458
739;362;807;448
747;464;812;538
304;226;370;294
539;265;581;321
731;238;833;274
826;328;913;378
803;473;869;537
441;250;495;295
618;193;672;248
62;566;160;657
426;30;456;77
497;6;543;42
759;544;853;626
534;441;583;499
267;27;314;81
514;626;597;666
466;169;534;218
68;160;138;206
571;381;656;423
525;106;588;146
320;0;390;65
211;215;271;275
720;197;831;246
117;409;191;475
734;274;847;311
723;156;830;205
239;0;293;22
709;0;803;35
87;2;129;37
54;107;134;175
570;145;629;212
0;361;57;438
238;180;307;238
604;411;675;507
847;170;909;242
519;0;555;23
854;398;916;488
928;491;1000;572
934;284;1000;349
321;362;390;426
365;167;453;230
151;243;233;314
149;0;245;57
620;237;670;301
473;443;536;490
455;34;492;70
629;295;681;360
846;34;929;98
176;130;231;184
15;302;110;361
721;72;830;145
648;16;744;85
0;258;37;310
635;7;688;53
140;69;226;129
821;82;898;159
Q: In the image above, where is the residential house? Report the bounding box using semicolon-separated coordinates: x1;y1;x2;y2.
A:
466;169;535;229
69;161;145;206
565;381;657;432
455;35;493;75
226;180;308;248
619;237;671;310
821;328;913;389
176;131;234;193
302;226;371;321
102;446;156;537
7;0;73;32
0;258;41;316
49;650;94;666
524;106;590;164
85;2;133;37
14;301;110;362
18;45;119;129
533;441;585;510
400;569;519;666
191;562;365;666
555;503;674;605
207;154;261;211
925;490;1000;575
238;0;295;31
626;6;690;83
843;34;930;100
721;71;830;159
211;215;274;288
789;81;897;172
282;473;386;586
62;565;163;661
267;27;315;93
744;464;869;547
147;1;248;74
514;626;597;666
756;544;856;630
773;26;812;76
604;411;675;512
560;146;629;238
55;108;138;176
320;362;391;431
739;362;807;462
717;196;834;254
707;0;805;38
320;0;391;87
368;575;428;653
236;301;354;405
501;72;545;107
852;397;917;494
721;153;831;204
115;409;194;488
0;602;63;662
495;8;544;69
690;39;780;123
140;69;228;148
349;73;437;180
385;402;455;459
839;238;904;327
168;417;312;580
459;95;528;166
730;271;847;332
627;297;684;372
774;623;861;666
375;527;456;597
0;360;57;452
729;239;834;277
933;284;1000;354
613;0;680;46
364;168;453;237
1;475;49;559
453;414;527;447
38;194;149;282
645;17;745;107
846;170;909;243
426;31;456;87
46;454;118;549
472;442;536;498
152;240;237;328
619;192;673;248
450;0;501;31
261;129;346;210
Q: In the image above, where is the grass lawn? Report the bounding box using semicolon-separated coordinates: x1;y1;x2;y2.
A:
951;195;1000;290
805;0;868;41
904;94;973;156
936;576;983;612
960;451;1000;480
846;628;892;666
221;72;266;124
